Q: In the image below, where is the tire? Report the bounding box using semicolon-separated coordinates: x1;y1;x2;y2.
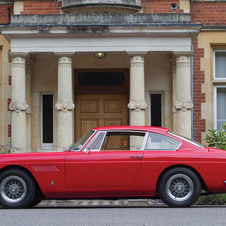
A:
158;167;201;207
28;197;42;208
0;169;35;208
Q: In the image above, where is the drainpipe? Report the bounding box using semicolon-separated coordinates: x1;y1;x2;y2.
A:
191;44;194;140
0;7;11;25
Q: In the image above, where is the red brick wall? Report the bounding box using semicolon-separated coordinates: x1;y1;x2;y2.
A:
142;0;183;13
192;38;206;143
22;1;62;14
8;124;11;138
0;5;13;24
7;98;11;112
191;2;226;25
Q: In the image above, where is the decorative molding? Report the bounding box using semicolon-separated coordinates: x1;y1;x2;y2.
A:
58;56;72;64
61;0;142;13
176;55;190;63
10;13;192;26
9;101;28;113
55;100;75;112
128;99;147;112
127;51;147;58
173;51;193;58
174;101;193;112
8;52;29;59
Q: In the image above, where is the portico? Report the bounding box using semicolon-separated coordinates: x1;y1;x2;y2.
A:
2;13;201;153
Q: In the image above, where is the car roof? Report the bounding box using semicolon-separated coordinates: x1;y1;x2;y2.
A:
92;126;169;134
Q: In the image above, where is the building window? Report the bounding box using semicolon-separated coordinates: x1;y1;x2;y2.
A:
41;94;54;149
214;86;226;131
214;51;226;79
150;93;163;127
214;50;226;130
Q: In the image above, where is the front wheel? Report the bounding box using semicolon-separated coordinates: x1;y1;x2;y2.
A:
158;168;201;207
0;169;35;208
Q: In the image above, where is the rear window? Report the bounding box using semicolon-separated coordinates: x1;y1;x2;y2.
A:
144;132;180;151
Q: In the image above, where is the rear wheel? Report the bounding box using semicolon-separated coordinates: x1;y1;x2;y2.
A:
158;168;201;207
0;169;35;208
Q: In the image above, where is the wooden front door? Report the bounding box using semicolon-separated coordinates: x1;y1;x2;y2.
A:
75;93;128;140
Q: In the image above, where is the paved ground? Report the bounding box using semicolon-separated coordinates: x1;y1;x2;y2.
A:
37;199;167;207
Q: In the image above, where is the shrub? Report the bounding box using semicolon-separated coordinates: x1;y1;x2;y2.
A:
204;122;226;150
195;123;226;205
195;193;226;205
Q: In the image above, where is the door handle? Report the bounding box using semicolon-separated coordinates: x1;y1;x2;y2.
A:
130;155;143;159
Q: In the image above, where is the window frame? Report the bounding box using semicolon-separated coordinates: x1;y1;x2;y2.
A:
86;130;147;152
213;50;226;80
144;132;181;151
214;85;226;130
41;93;55;150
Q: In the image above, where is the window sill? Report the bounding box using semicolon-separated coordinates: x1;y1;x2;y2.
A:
212;79;226;84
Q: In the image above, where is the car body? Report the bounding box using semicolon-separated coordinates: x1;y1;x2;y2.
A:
1;126;226;208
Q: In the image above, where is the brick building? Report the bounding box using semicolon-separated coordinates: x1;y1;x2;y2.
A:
0;0;224;153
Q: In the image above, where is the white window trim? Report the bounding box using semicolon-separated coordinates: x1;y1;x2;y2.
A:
41;93;55;149
213;50;226;80
149;92;164;127
214;85;226;130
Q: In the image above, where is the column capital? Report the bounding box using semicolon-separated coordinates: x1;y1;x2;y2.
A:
173;51;193;58
126;51;148;57
8;52;29;59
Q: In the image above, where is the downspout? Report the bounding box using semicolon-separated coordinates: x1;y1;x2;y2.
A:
0;7;11;25
191;44;194;139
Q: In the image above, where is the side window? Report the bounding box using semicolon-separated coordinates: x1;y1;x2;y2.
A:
89;132;106;151
144;132;180;151
100;132;145;151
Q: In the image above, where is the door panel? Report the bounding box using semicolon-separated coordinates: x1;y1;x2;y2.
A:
65;151;143;188
104;99;122;113
104;119;122;127
81;99;99;113
81;119;99;136
76;94;128;140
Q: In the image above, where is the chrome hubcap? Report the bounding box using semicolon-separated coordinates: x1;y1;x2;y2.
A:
166;174;194;202
0;176;27;203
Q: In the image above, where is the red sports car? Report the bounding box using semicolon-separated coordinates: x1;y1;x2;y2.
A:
0;126;226;208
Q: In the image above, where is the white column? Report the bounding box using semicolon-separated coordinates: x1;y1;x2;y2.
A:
173;51;193;138
127;52;147;126
55;53;74;151
9;53;28;153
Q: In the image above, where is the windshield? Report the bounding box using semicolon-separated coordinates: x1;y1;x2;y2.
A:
68;130;95;151
168;132;205;148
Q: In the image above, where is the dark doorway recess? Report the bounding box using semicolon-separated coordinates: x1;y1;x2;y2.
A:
42;95;53;143
150;94;162;127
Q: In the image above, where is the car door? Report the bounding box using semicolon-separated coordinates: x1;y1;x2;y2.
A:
65;131;145;188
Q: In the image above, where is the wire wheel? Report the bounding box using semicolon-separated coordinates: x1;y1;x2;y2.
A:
0;176;27;204
166;174;194;202
158;168;201;207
